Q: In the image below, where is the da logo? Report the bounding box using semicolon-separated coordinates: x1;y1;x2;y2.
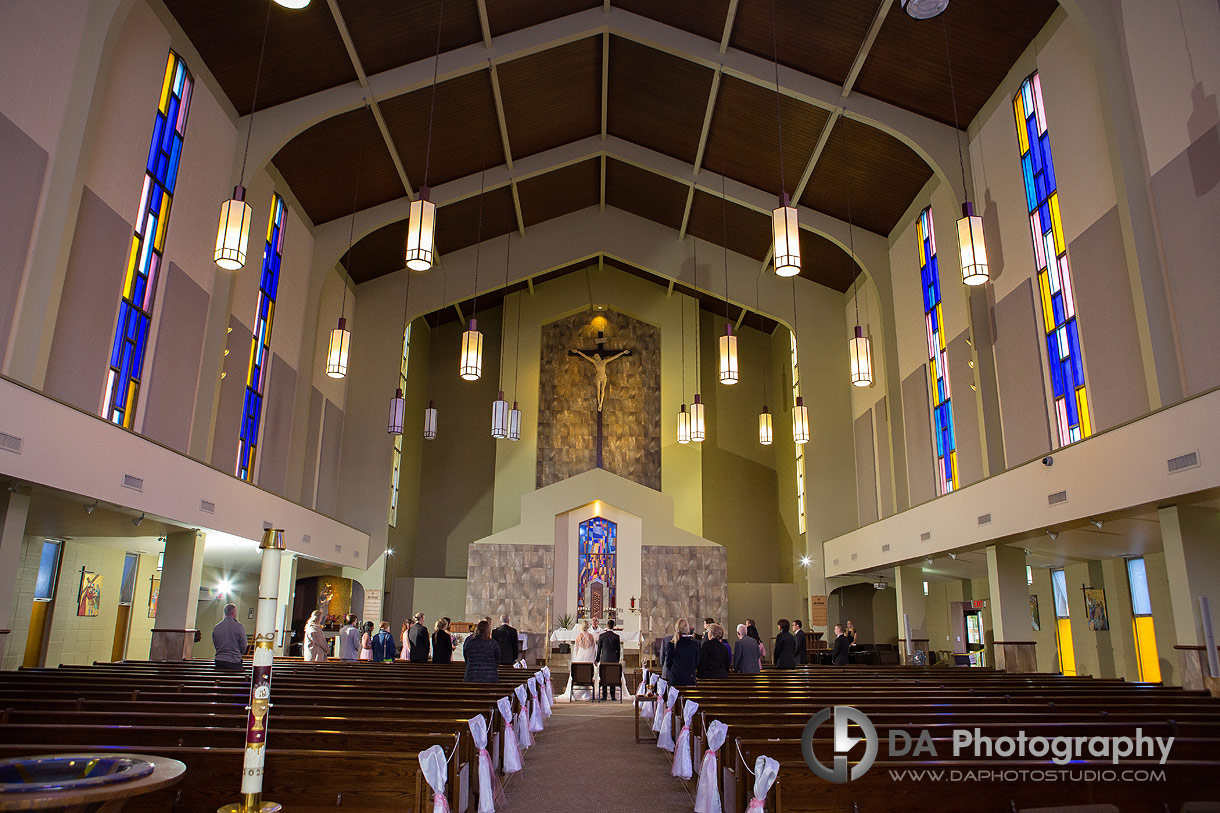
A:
801;706;879;783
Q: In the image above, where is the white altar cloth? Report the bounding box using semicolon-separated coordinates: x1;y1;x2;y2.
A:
550;628;641;643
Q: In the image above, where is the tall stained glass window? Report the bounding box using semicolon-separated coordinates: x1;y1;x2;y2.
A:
237;194;287;482
103;52;192;428
388;322;412;526
577;517;617;617
917;207;957;495
1015;72;1091;446
790;332;806;535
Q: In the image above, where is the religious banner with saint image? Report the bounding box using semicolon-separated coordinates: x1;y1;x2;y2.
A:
77;569;102;617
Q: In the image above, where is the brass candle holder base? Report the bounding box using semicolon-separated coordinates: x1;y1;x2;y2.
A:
219;796;281;812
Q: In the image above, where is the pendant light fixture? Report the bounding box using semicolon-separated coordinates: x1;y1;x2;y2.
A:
689;237;705;442
768;0;800;278
423;269;445;440
719;176;739;385
405;0;445;272
327;104;369;379
901;0;949;19
423;400;438;440
273;0;310;7
943;17;988;285
387;269;411;435
756;278;773;446
791;279;810;445
507;234;522;441
215;1;276;271
460;159;488;381
845;190;873;387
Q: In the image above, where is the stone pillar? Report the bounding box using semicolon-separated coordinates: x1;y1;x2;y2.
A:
1159;505;1220;690
987;544;1036;672
275;553;297;655
0;491;31;666
894;566;928;664
150;530;205;661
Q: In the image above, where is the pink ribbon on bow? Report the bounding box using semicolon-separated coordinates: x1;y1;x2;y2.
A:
434;792;451;812
746;797;765;810
478;748;506;804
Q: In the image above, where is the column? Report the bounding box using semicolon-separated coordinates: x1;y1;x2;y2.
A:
1159;505;1220;690
986;544;1036;672
894;566;927;664
151;530;205;661
275;553;297;655
0;491;31;666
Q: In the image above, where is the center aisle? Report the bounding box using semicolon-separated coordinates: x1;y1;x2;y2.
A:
503;697;693;812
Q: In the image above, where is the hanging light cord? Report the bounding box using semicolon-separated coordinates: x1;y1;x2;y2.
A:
422;0;446;189
770;0;787;196
692;236;699;385
757;275;768;403
512;238;521;400
340;103;370;319
942;16;969;201
846;170;860;329
722;175;731;326
680;265;687;404
498;233;509;391
238;0;274;186
472;157;487;322
399;259;412;349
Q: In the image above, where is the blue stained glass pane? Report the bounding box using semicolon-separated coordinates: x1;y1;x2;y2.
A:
154;151;168;185
1034;170;1047;205
1047;335;1064;396
167;139;182;192
1029;131;1043;173
1042;136;1056;192
1039;202;1051;232
1064;381;1078;425
1022;156;1036;211
929;256;940;296
147;117;164;172
1067;320;1085;384
1052;292;1065;325
132;272;147;307
164;96;179;141
946;404;955;447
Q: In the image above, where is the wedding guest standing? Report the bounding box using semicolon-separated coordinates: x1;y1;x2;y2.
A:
337;614;360;662
432;618;454;664
492;614;519;665
773;619;797;669
371;621;397;662
732;623;762;674
359;621;374;660
792;619;808;665
696;623;731;680
408;612;430;662
212;603;246;671
463;619;501;683
664;619;699;687
596;623;622;700
832;624;851;666
303;611;328;662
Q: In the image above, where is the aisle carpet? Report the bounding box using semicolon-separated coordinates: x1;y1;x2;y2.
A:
500;697;694;812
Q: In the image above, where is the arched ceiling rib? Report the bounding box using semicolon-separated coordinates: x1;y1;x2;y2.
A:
164;0;1059;286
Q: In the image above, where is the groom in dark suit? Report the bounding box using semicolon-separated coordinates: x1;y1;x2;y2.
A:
596;623;622;700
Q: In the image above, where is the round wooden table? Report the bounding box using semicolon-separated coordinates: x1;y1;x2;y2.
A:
0;753;186;812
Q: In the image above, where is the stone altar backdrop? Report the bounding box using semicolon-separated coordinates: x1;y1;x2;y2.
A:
536;310;660;490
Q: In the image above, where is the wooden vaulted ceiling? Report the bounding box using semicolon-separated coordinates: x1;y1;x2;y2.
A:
165;0;1059;295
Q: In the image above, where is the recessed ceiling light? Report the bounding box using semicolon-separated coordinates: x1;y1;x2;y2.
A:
901;0;949;20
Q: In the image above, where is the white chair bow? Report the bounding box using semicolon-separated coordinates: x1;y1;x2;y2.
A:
468;715;505;813
419;744;451;813
746;755;780;811
527;678;544;732
636;669;655;721
693;720;728;813
670;700;699;779
514;684;533;748
651;679;670;734
496;696;522;773
656;686;679;752
536;672;553;718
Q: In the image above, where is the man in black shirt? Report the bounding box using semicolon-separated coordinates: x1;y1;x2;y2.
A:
407;612;430;662
792;619;808;665
831;623;851;666
492;614;519;665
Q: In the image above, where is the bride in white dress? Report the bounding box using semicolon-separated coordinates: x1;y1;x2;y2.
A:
572;620;597;662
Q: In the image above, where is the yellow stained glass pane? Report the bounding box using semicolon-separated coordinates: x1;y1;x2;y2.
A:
1076;387;1092;438
123;236;140;298
153;191;171;249
1133;616;1161;683
949;450;958;489
1049;193;1065;255
1014;96;1028;153
246;335;258;381
918;230;926;266
124;380;139;428
158;54;175;114
1038;271;1054;333
1056;617;1076;676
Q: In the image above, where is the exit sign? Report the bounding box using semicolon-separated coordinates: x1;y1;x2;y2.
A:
971;599;987;609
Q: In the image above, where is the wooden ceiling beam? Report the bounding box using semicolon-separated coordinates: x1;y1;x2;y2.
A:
246;7;964;202
510;180;526;237
326;0;416;199
600;32;610;141
475;0;493;49
719;0;740;55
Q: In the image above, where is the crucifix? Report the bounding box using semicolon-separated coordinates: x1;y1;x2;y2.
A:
569;329;631;469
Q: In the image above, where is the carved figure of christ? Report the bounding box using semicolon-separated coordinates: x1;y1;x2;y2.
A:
570;348;631;411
